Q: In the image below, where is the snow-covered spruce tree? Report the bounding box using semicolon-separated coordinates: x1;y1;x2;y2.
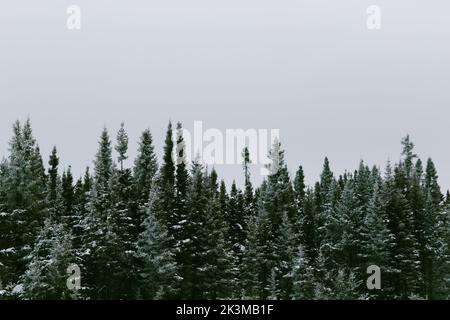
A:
155;122;176;225
330;180;365;278
20;219;75;299
226;181;245;264
267;140;297;298
317;179;340;271
422;158;450;298
331;270;362;300
264;140;297;228
70;168;92;254
136;177;179;299
109;123;137;298
173;122;190;268
46;146;60;214
382;161;422;298
202;169;236;299
60;166;78;249
241;184;273;299
293;165;307;243
132;128;159;297
138;121;180;298
172;158;207;298
238;148;255;293
270;212;297;299
294;166;306;209
242;147;255;219
133;129;158;203
166;123;194;294
318;158;334;209
0;160;13;298
0;120;47;294
359;181;393;299
315;158;337;250
397;137;428;298
242;140;297;299
290;246;315;299
61;167;74;220
298;188;318;263
80;127;119;299
311;250;333;299
133;128;158;241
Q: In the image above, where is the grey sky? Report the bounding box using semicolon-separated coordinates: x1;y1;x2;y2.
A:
0;1;449;191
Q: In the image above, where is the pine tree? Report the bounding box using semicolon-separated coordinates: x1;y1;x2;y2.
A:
316;158;336;248
115;122;128;171
110;123;136;298
332;270;361;300
61;167;75;221
178;158;209;299
202;169;236;299
271;212;296;299
81;127;117;299
422;158;449;298
291;246;315;299
156;122;176;224
71;168;91;253
383;163;422;298
21;219;74;299
359;181;393;299
294;166;306;207
245;140;298;299
242;147;255;219
133;129;158;203
226;181;245;262
0;120;47;291
131;128;159;298
299;188;318;262
47;146;59;210
241;187;273;299
136;178;179;299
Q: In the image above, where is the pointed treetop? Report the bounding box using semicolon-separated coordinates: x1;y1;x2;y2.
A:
94;127;113;187
115;122;129;170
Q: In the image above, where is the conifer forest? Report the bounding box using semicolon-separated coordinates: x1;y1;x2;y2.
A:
0;119;449;300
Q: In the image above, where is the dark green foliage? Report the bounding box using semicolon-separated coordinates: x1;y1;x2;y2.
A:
0;121;449;300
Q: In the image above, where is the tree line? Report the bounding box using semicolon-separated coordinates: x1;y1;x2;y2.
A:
0;119;449;299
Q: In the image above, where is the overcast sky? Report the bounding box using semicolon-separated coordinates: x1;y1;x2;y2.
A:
0;1;449;191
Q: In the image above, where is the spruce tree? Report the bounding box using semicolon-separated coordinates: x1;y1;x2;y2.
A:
178;158;209;299
81;127;117;299
133;129;158;205
136;178;179;299
115;122;128;171
156;122;176;224
291;246;315;299
110;123;136;298
242;147;255;219
422;158;449;298
0;120;47;290
47;146;59;210
359;181;393;298
383;163;422;298
227;181;245;262
20;219;74;299
203;169;235;299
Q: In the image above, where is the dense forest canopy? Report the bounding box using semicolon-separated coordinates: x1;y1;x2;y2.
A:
0;119;449;299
